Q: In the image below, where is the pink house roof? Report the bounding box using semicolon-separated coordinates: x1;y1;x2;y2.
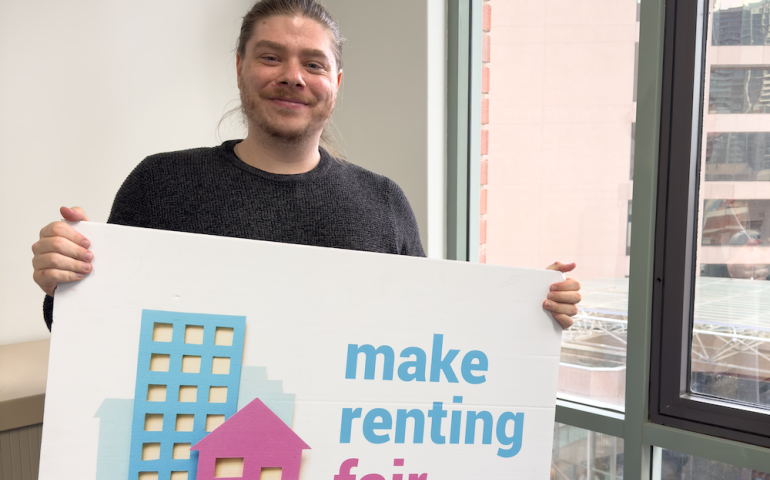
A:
192;398;310;454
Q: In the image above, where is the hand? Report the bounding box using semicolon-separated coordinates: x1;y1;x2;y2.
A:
32;207;93;296
544;261;581;329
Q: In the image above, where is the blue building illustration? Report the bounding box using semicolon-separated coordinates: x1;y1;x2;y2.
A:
127;310;246;480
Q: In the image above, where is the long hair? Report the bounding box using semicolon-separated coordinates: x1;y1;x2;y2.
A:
221;0;345;159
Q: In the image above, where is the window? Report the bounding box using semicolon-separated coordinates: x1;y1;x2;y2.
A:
659;448;770;479
451;0;770;476
551;423;624;480
184;325;204;344
175;414;194;432
152;323;173;342
215;327;234;346
147;385;166;402
214;458;244;478
705;133;770;181
700;199;770;246
627;201;633;256
141;443;160;461
631;123;636;180
209;386;228;403
181;355;201;373
178;386;197;403
651;0;770;449
712;0;770;46
144;414;163;432
478;0;638;408
172;443;191;460
709;68;770;114
212;357;231;374
205;414;225;432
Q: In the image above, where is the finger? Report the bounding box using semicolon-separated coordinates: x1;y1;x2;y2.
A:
546;261;576;273
547;290;582;305
39;221;90;249
32;252;92;275
551;313;574;329
544;299;579;317
60;206;90;222
550;278;581;292
32;236;93;262
33;268;87;297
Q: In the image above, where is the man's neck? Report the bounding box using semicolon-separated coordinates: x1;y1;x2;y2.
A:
235;130;321;175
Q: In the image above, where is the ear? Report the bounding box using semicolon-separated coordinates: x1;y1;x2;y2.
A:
236;52;243;89
336;70;343;89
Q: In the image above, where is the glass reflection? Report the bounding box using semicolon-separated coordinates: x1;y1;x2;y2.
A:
482;0;638;408
709;68;770;114
551;423;624;480
706;133;770;181
691;0;770;409
660;448;769;479
713;0;770;46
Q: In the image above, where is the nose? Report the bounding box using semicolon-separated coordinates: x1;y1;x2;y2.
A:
277;59;305;88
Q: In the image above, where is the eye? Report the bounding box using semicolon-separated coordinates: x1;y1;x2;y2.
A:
261;55;279;63
307;62;324;70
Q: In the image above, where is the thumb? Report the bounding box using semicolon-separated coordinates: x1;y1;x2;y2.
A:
60;206;90;222
546;261;576;273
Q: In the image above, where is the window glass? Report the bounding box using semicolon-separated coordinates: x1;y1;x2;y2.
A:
701;200;770;246
706;133;770;181
551;423;624;480
712;0;770;46
659;448;769;479
691;0;770;408
482;0;639;408
709;68;770;114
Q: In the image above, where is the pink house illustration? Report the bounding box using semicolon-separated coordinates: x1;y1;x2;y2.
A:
191;398;310;480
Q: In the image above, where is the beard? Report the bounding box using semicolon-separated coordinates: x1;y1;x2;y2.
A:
240;84;334;144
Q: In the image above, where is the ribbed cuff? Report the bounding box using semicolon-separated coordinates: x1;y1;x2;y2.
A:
43;295;54;331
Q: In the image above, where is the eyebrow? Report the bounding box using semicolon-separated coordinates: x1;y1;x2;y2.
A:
252;39;331;63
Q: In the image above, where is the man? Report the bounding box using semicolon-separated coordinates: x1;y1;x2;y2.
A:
31;0;581;329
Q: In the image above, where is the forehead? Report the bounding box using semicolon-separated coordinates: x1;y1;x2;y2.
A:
247;15;335;58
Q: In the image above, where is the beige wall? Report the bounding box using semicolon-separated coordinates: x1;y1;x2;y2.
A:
0;0;445;345
324;0;446;259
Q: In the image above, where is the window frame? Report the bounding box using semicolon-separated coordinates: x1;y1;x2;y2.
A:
447;0;482;263
649;0;770;447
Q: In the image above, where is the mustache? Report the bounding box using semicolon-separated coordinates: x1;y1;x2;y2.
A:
258;88;317;106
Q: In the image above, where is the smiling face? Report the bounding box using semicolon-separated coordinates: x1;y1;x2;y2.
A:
236;15;342;145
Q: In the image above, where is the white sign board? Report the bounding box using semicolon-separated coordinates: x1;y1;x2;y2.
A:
40;222;563;480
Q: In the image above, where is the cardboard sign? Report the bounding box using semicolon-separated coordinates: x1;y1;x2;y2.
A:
40;222;563;480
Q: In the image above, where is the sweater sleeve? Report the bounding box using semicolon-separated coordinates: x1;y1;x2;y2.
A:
43;294;54;331
387;180;426;257
42;158;155;331
107;158;154;227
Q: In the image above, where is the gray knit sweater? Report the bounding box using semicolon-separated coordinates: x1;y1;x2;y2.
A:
43;140;425;329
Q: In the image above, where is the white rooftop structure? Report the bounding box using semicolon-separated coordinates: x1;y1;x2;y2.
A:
564;277;770;373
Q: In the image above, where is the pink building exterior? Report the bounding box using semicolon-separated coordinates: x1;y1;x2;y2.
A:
191;399;310;480
481;0;637;279
481;0;638;408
